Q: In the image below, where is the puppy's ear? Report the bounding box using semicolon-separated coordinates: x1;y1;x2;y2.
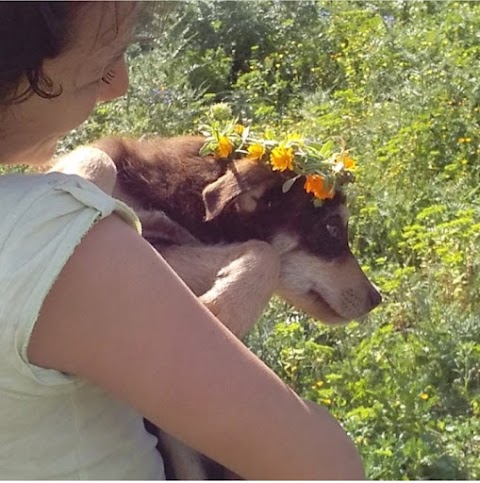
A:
202;159;276;221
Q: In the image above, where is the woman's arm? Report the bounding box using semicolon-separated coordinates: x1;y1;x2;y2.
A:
28;214;364;480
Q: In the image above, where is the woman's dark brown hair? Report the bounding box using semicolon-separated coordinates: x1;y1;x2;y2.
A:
0;1;77;105
0;1;141;106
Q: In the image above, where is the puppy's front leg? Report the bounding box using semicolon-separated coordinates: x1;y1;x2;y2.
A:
199;240;280;339
159;240;280;339
156;431;208;480
48;147;118;194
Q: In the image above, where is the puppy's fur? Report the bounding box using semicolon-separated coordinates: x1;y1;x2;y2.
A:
50;137;381;479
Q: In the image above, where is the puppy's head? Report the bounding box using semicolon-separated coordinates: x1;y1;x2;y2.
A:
270;203;382;324
203;162;381;324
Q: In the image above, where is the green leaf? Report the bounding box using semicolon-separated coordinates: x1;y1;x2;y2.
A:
319;139;335;157
282;175;300;193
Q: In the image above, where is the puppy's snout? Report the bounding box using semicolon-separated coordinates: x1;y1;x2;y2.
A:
367;286;382;310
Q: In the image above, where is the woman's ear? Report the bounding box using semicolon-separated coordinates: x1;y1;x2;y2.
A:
97;55;129;102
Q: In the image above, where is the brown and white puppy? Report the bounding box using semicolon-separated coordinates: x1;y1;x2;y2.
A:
50;136;381;479
94;136;381;325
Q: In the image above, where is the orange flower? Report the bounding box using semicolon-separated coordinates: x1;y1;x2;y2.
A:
247;143;265;161
304;174;335;200
343;155;356;169
270;145;294;172
215;136;234;158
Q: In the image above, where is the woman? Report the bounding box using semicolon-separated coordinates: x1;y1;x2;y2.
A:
0;1;364;479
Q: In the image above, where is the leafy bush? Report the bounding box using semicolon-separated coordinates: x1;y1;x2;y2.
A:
3;0;479;478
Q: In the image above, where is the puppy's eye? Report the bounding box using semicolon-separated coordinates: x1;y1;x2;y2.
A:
264;195;281;210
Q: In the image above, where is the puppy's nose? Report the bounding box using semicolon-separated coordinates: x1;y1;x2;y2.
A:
368;287;382;310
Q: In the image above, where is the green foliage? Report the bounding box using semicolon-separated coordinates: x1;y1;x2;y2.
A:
3;0;479;479
247;295;480;480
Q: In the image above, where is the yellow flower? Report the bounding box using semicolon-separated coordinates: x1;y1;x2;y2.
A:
285;133;304;145
336;152;357;170
270;145;295;172
321;398;332;406
458;137;472;144
420;393;429;400
215;136;234;159
355;436;366;445
246;143;265;161
304;174;335;200
234;124;245;135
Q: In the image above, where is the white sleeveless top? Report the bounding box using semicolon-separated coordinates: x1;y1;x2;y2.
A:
0;172;165;479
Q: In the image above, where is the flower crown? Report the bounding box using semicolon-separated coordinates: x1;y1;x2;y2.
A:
198;108;356;206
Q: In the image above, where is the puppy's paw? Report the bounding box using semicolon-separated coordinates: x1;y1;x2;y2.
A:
49;146;117;195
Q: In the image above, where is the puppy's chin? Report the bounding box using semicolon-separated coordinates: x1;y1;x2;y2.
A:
276;288;350;325
305;290;351;325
